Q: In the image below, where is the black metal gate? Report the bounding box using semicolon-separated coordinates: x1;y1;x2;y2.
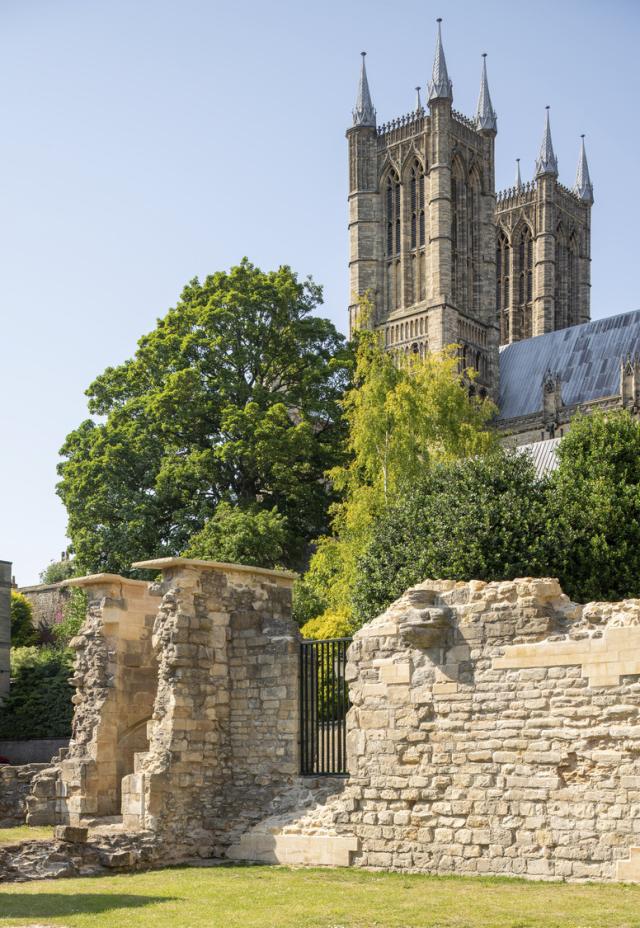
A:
300;637;351;776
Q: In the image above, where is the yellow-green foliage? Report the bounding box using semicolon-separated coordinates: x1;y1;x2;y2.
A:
300;607;352;640
300;320;496;632
10;591;37;647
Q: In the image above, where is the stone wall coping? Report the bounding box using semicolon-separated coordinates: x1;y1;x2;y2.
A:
18;581;68;594
132;556;297;584
61;573;151;590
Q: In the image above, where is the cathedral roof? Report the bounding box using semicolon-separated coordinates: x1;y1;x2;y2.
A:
499;309;640;420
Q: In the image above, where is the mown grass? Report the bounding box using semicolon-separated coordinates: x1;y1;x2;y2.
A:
0;824;54;844
0;864;639;928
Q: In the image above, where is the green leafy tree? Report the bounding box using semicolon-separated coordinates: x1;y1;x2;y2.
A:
543;411;640;602
184;503;288;569
296;325;496;633
352;449;547;625
57;260;350;575
40;557;76;585
10;591;38;647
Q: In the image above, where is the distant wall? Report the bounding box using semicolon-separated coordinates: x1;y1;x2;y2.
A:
19;583;70;630
0;562;11;697
0;739;69;765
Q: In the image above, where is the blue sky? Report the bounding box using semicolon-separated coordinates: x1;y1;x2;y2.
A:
1;0;638;584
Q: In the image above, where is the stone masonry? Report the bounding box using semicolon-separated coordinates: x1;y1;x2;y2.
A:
0;764;48;826
26;558;300;865
228;578;640;883
16;565;640;884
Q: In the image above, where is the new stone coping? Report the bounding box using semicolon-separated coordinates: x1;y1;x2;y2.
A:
131;557;297;585
61;574;150;589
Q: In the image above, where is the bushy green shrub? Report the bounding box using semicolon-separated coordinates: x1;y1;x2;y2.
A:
10;592;38;647
543;411;640;602
0;647;74;740
352;449;547;626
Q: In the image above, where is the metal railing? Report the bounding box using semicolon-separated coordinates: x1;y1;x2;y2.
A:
300;638;351;776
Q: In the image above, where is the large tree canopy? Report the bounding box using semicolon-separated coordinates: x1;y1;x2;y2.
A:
58;260;350;575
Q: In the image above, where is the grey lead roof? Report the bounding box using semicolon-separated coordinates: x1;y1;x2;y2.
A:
516;437;560;477
498;309;640;420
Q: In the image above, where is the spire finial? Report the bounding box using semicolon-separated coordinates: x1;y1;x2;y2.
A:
475;52;497;133
352;51;376;128
415;85;423;113
516;158;522;189
536;106;558;178
574;134;594;204
428;18;453;104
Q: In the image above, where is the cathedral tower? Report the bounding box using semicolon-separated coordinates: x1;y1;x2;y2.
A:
347;22;500;396
347;22;595;385
495;112;593;344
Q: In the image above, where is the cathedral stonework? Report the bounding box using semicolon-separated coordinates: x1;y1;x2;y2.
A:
347;21;593;406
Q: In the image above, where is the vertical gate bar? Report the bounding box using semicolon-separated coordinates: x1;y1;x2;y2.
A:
311;642;316;774
332;639;337;774
303;643;308;775
341;639;346;773
338;640;343;773
338;639;343;773
330;640;334;774
300;643;304;774
320;640;325;774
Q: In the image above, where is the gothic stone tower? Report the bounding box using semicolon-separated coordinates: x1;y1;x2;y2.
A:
495;116;593;345
347;22;594;389
347;23;499;396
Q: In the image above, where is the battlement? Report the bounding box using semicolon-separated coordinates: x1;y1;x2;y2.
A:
376;111;427;144
496;180;537;207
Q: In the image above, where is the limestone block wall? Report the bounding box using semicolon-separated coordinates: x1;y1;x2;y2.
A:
228;577;640;882
0;561;11;698
339;579;640;881
120;559;299;857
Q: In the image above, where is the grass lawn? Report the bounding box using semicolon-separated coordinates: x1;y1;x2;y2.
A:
0;865;639;928
0;825;54;844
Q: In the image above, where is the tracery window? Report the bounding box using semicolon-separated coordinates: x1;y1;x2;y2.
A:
516;225;533;338
386;172;401;257
496;230;510;343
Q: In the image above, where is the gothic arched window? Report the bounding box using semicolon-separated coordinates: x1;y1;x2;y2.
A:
451;159;467;307
385;172;401;257
568;230;579;326
469;168;482;314
516;225;533;338
496;230;510;343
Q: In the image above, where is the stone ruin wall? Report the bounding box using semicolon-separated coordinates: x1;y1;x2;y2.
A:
27;558;300;864
228;578;640;883
17;564;640;884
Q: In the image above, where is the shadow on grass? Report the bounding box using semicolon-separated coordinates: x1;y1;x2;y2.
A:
0;892;175;920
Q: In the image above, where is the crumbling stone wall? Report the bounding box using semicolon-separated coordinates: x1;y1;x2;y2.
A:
22;566;640;884
27;575;161;825
0;763;48;826
235;578;640;881
120;558;299;858
27;559;299;865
